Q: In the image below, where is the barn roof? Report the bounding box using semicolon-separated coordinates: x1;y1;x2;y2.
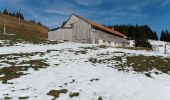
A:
72;14;127;38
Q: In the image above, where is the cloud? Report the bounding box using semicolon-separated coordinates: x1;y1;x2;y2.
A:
161;0;170;6
73;0;103;7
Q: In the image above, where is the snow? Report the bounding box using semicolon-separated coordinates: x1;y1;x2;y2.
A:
0;42;170;100
149;40;170;53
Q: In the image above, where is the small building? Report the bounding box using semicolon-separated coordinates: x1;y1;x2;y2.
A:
48;14;129;47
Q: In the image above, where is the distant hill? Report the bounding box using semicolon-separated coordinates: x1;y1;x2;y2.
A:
0;14;48;38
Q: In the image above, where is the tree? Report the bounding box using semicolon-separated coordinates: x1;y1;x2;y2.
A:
30;20;36;23
3;9;8;14
105;24;158;41
160;30;170;42
135;39;152;48
160;31;165;41
19;12;24;19
37;21;42;25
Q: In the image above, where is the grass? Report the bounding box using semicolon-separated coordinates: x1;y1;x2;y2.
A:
0;33;59;47
98;45;108;49
0;59;48;83
3;97;12;100
20;60;49;70
98;96;103;100
126;47;153;51
0;66;26;83
89;52;170;77
18;96;29;99
69;92;80;98
74;50;87;55
47;89;68;99
0;52;45;60
79;46;98;50
90;78;99;82
127;55;170;75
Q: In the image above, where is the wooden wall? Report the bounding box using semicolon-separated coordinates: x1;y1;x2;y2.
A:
48;28;73;41
73;19;91;43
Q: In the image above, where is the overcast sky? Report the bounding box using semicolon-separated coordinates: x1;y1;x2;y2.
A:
0;0;170;37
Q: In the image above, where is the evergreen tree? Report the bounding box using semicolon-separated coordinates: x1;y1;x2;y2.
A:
3;9;8;14
160;31;165;41
160;30;170;42
106;24;158;41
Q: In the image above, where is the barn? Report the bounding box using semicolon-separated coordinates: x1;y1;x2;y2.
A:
48;14;129;47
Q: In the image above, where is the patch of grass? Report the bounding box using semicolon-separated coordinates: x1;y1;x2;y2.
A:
18;96;29;99
0;60;48;83
46;49;61;53
0;52;45;60
112;56;123;62
69;92;79;98
127;55;170;74
0;33;59;47
98;96;103;100
20;60;49;70
89;58;98;64
126;47;152;51
69;79;75;84
90;78;99;82
79;47;98;50
114;51;125;53
89;52;170;77
4;97;12;100
47;89;68;99
74;50;87;55
98;45;108;49
0;66;26;83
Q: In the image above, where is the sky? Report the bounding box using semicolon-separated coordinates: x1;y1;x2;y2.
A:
0;0;170;37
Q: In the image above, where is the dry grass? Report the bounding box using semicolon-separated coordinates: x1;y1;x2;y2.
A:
47;89;68;99
0;14;48;38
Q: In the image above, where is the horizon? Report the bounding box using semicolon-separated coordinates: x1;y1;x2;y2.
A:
0;0;170;38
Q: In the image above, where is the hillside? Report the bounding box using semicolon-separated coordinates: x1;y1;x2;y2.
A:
0;14;48;38
0;42;170;100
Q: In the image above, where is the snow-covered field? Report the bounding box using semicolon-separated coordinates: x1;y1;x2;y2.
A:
0;42;170;100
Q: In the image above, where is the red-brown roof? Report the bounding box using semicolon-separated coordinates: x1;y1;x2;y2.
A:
72;14;127;38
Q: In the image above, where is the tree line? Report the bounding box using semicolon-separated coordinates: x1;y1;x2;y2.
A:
160;30;170;42
0;9;25;19
105;25;158;40
0;9;45;27
105;24;170;48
